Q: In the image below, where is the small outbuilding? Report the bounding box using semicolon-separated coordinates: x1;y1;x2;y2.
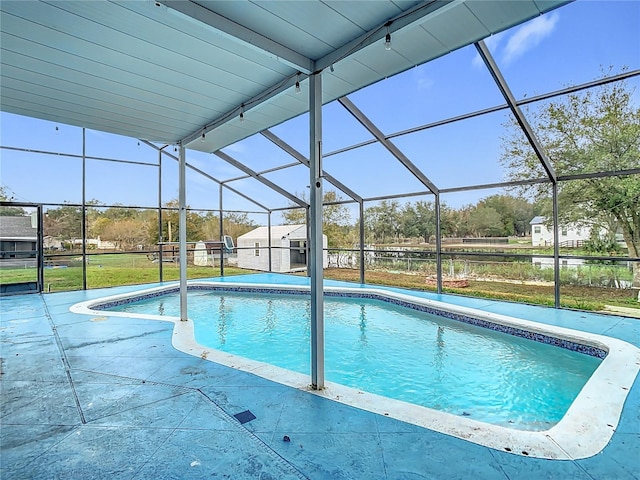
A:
237;225;327;273
530;216;590;247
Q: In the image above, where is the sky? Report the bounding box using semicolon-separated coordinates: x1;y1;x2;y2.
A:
1;0;639;225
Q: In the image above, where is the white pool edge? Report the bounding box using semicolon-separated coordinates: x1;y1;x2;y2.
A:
69;281;640;460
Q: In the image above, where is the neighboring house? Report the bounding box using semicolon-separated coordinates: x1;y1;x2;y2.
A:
44;236;64;251
237;224;328;273
529;216;589;247
0;215;37;265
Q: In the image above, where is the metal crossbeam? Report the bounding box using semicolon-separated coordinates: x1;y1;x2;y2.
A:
261;130;363;202
157;0;312;74
145;141;270;211
317;0;453;72
475;40;557;182
338;96;439;195
214;151;307;207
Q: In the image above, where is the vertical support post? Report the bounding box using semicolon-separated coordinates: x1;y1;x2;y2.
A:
219;184;225;276
37;204;44;292
178;144;188;321
359;200;365;284
552;182;561;308
309;70;324;390
267;212;272;272
158;147;163;282
305;207;311;277
81;128;87;290
435;193;442;294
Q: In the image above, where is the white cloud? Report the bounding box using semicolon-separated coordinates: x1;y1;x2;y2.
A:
503;12;559;64
412;65;434;90
222;143;246;154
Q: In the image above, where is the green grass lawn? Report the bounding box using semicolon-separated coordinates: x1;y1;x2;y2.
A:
2;253;637;313
2;253;252;292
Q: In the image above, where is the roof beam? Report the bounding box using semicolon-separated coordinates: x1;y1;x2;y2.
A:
157;0;312;74
214;150;307;208
317;0;455;72
181;72;302;146
338;96;439;195
261;130;363;202
475;40;557;182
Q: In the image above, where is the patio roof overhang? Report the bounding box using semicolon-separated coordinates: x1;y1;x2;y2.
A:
0;0;568;153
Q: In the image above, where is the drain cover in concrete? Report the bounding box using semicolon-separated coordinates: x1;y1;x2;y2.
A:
233;410;256;424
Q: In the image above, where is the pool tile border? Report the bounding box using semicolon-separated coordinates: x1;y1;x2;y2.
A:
95;284;607;359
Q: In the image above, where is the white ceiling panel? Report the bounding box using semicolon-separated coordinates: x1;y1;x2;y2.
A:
0;0;570;152
466;1;542;32
422;3;491;52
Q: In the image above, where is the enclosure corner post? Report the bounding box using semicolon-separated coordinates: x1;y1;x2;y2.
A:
435;193;442;294
359;200;365;284
81;127;87;290
179;144;188;321
552;182;561;308
158;147;164;282
309;69;325;390
267;212;272;272
219;183;224;277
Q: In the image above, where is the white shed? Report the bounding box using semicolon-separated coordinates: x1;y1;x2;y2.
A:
530;216;589;247
237;224;328;273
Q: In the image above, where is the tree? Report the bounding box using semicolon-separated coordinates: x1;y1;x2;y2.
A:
147;200;206;245
0;187;26;216
501;75;640;288
364;200;401;243
44;204;83;242
478;195;536;236
100;218;149;251
282;190;353;247
400;201;437;243
223;212;257;243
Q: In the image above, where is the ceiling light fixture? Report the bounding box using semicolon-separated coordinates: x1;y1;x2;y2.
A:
239;105;245;122
201;128;206;142
385;27;392;51
295;74;301;94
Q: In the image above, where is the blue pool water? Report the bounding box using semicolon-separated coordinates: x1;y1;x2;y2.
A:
107;289;601;430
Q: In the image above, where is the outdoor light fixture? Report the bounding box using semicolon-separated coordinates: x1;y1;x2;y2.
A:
55;126;59;135
330;64;335;73
201;129;206;142
239;105;245;122
295;74;301;94
385;28;392;51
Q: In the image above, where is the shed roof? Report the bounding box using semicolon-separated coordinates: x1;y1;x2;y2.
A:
238;224;307;240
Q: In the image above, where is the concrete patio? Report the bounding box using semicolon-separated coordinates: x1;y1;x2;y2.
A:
1;274;639;479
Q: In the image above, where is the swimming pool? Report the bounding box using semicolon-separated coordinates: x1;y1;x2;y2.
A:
71;281;640;459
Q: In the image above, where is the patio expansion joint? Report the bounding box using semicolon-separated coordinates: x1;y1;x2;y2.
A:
42;295;87;425
373;416;390;479
63;370;312;479
543;434;599;480
195;387;312;480
62;327;172;352
486;449;511;480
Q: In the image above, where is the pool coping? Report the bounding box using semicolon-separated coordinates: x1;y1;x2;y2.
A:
69;281;640;460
